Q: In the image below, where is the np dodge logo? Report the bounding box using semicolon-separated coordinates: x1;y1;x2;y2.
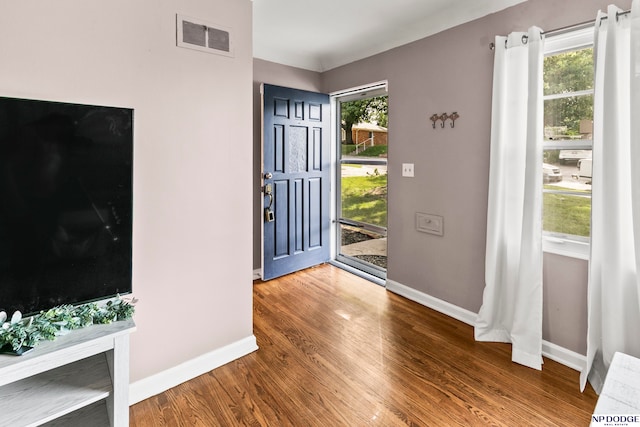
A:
592;415;640;426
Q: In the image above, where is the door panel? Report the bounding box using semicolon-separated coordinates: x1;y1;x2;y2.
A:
262;84;330;280
273;179;289;258
309;177;322;249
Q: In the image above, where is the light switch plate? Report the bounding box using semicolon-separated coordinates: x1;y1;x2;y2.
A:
416;212;443;236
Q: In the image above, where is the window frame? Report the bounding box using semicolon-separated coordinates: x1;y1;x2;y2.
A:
542;26;595;260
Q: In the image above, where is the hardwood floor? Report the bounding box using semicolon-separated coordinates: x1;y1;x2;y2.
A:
130;264;598;426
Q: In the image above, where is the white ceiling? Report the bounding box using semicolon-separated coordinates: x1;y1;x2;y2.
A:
253;0;526;72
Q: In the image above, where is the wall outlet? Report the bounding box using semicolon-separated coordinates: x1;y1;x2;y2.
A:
402;163;415;177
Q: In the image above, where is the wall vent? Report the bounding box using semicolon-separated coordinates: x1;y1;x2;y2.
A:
177;14;233;57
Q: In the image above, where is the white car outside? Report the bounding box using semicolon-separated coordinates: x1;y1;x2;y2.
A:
543;163;563;183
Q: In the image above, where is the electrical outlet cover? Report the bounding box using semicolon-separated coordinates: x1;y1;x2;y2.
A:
402;163;415;177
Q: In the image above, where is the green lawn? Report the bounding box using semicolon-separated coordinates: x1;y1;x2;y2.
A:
341;174;387;227
543;188;591;237
342;144;388;157
342;144;356;155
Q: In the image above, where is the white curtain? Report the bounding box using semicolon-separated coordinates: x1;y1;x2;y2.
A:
475;27;544;370
581;1;640;393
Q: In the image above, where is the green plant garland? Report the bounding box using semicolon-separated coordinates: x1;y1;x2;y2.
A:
0;295;136;354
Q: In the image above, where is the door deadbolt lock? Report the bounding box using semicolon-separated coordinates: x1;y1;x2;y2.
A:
264;172;273;180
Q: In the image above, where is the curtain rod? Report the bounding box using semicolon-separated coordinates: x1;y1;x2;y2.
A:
488;9;631;50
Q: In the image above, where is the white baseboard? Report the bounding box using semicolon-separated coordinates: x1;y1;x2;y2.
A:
386;279;477;325
129;335;259;405
542;340;586;373
385;279;586;374
253;269;261;280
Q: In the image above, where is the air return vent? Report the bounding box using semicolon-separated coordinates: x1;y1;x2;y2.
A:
176;14;233;57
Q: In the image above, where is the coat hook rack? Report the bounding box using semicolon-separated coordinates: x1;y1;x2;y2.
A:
430;112;460;129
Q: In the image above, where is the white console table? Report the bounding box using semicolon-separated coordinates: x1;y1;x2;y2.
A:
0;319;135;427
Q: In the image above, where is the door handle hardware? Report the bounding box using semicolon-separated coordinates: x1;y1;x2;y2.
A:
264;183;274;222
263;184;273;209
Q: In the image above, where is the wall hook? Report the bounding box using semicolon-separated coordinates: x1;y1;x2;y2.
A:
439;113;448;128
449;112;459;128
430;114;439;129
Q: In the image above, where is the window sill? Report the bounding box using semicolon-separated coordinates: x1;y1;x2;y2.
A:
543;236;589;260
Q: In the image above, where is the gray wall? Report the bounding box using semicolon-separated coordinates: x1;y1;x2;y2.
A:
253;0;631;355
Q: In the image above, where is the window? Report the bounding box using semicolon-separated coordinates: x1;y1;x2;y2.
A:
542;27;594;258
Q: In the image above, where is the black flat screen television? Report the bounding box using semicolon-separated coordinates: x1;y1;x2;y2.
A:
0;96;133;316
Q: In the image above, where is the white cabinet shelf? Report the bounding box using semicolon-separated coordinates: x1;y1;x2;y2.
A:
0;319;135;427
44;401;110;426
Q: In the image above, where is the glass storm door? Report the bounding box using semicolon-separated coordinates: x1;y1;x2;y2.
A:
336;90;388;280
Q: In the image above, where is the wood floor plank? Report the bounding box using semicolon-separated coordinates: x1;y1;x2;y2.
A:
130;264;598;426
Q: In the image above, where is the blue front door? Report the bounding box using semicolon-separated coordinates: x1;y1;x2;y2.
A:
262;84;330;280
